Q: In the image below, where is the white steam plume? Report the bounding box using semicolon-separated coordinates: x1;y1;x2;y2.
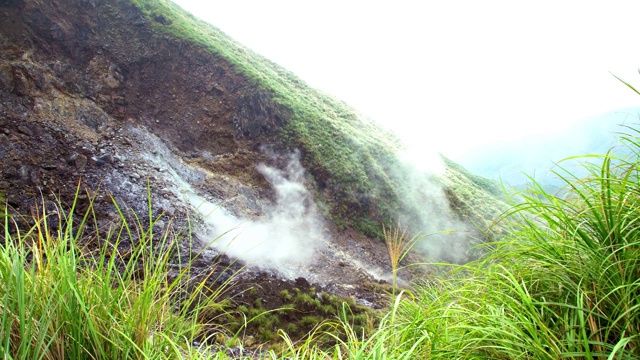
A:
394;147;475;264
189;152;324;278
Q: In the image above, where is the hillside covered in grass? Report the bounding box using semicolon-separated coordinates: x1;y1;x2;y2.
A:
137;0;508;235
292;125;640;359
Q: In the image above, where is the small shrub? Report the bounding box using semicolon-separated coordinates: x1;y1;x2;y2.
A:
300;316;322;329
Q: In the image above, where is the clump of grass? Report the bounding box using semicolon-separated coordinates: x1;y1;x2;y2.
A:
0;185;233;358
222;283;378;351
279;289;293;302
278;298;407;359
383;224;419;296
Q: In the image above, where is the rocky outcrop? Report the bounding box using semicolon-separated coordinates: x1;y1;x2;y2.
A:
234;91;285;140
0;0;288;217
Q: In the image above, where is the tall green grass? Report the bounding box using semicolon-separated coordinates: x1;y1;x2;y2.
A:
0;184;381;359
281;128;640;359
0;186;237;359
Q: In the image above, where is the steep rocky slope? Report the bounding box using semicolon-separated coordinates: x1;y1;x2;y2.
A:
0;0;505;310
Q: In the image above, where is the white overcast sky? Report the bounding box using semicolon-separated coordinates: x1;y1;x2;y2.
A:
171;0;640;160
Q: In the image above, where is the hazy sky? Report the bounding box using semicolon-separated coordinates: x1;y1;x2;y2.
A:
171;0;640;159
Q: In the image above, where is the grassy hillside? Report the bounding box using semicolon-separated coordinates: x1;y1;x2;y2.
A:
127;0;502;236
3;127;637;359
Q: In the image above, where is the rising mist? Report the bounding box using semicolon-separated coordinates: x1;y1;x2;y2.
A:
187;151;326;279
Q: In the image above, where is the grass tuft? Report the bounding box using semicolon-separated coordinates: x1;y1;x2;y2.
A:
383;224;419;296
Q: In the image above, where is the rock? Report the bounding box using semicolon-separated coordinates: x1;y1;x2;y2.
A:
0;65;14;92
75;154;88;169
18;166;29;180
3;166;17;179
0;134;9;147
67;153;88;169
153;14;171;25
153;219;165;231
12;66;32;96
28;169;39;186
294;277;310;288
356;298;377;309
77;106;109;132
95;153;113;166
233;91;284;139
17;125;32;136
217;271;231;284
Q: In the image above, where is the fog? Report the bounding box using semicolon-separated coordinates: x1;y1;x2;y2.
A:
458;108;640;188
392;147;476;263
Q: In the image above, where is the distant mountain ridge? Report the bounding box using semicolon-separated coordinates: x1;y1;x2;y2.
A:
458;108;640;188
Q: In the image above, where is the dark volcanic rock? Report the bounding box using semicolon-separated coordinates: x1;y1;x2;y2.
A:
0;0;280;219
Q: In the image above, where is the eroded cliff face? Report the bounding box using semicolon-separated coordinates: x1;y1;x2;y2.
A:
0;0;289;216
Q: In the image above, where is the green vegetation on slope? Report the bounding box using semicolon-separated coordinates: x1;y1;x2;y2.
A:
284;127;640;359
442;155;503;197
126;0;501;237
214;287;377;346
0;187;381;359
443;159;508;231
